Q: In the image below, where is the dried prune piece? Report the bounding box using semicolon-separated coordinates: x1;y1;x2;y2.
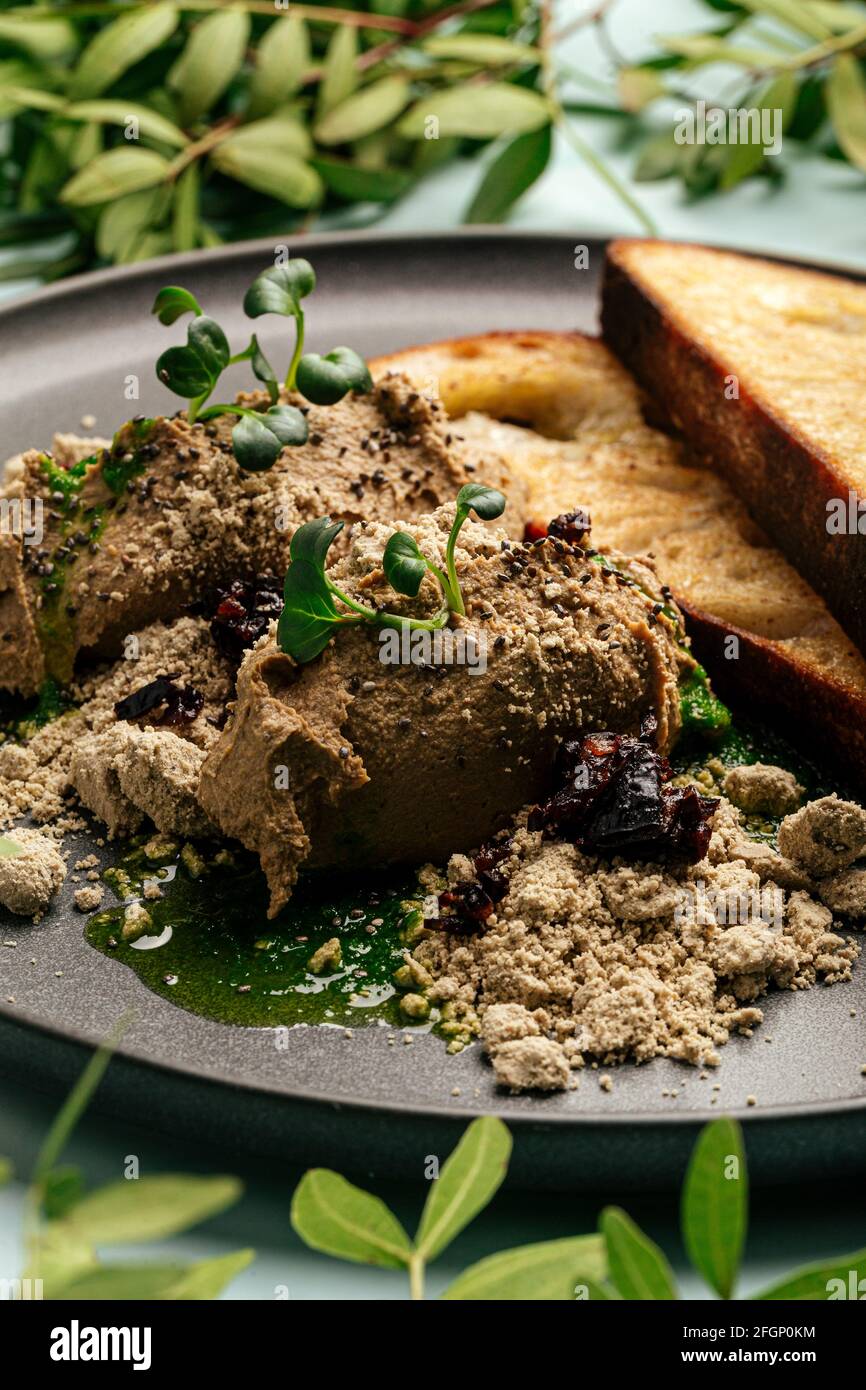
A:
547;508;591;547
528;716;715;865
114;675;178;720
115;674;203;727
209;575;283;662
436;882;494;930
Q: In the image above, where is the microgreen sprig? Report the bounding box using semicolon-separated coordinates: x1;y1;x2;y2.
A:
244;263;373;404
277;483;506;664
151;258;372;471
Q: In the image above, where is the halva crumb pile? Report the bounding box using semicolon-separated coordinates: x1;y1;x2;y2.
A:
411;786;866;1091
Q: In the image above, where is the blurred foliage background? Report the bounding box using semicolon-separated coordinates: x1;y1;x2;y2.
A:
0;0;864;284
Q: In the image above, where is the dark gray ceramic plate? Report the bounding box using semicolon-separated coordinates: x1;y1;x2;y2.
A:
1;230;865;1189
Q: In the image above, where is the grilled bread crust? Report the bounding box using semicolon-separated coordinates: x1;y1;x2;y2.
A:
601;237;866;659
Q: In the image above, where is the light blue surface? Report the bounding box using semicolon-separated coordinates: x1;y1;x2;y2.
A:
1;0;865;1299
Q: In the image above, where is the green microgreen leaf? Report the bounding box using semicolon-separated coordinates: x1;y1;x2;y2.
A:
155;315;230;406
278;520;350;663
244;261;316;319
383;531;427;598
442;1235;607;1300
422;34;541;65
415;1117;511;1263
62;1175;243;1245
152;285;203;325
601;1207;679;1300
681;1117;748;1299
295;347;373;405
291;1169;413;1269
232;334;279;402
231;404;308;472
0;835;24;858
455;482;507;521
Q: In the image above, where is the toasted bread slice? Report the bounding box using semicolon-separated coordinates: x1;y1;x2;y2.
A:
601;238;866;657
372;331;866;781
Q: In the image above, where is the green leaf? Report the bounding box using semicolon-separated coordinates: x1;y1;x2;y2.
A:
60;148;170;206
312;156;412;204
754;1247;866;1300
235;334;279;402
3;86;64;114
244;260;316;318
0;836;24;858
248;16;311;119
152;285;203;324
156;1247;253;1300
278;563;347;663
617;67;667;112
681;1118;747;1299
217;113;312;163
64;101;188;150
156;315;229;399
634;129;684;182
415;1116;511;1262
443;1234;606;1300
50;1263;190;1300
0;15;77;61
172;164;199;252
384;531;427;597
465;124;551;223
26;1223;97;1296
43;1166;85;1222
63;1175;242;1245
70;6;179;99
290;516;345;570
456;482;506;521
295;347;372;405
168;8;251;126
658;34;782;66
232;405;308;472
422;35;540;65
315;75;410;147
601;1207;678;1300
211;120;321;208
399;83;551;139
32;1015;131;1188
317;25;358;121
291;1169;413;1267
49;1249;253;1301
720;73;798;190
827;54;866;172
